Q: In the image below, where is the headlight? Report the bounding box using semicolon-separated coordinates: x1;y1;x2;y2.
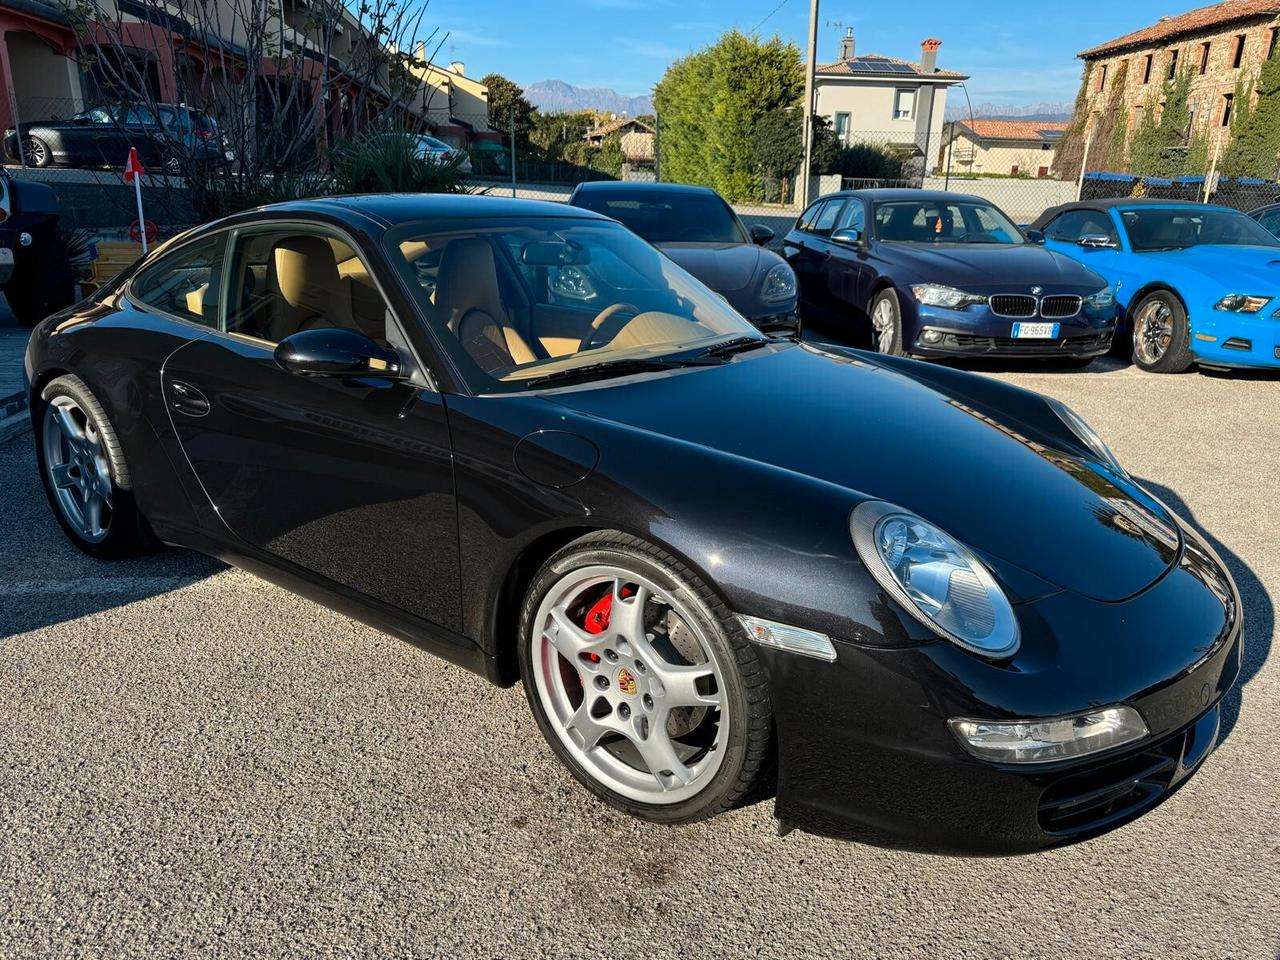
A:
1214;294;1272;313
1047;398;1124;473
850;500;1019;658
949;706;1148;763
760;262;796;303
911;283;986;309
1085;285;1115;308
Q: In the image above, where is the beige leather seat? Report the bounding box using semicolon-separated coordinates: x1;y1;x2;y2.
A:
434;237;536;372
265;235;356;343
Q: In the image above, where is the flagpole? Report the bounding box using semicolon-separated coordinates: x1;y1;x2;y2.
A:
126;147;148;253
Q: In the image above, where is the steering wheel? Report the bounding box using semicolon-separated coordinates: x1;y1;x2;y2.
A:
583;302;640;349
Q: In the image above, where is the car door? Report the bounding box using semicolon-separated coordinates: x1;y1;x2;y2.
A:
826;198;872;318
157;220;462;631
784;198;845;322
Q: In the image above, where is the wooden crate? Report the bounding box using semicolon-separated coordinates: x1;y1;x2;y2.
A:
88;241;145;288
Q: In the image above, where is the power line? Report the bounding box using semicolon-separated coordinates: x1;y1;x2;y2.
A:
750;0;793;35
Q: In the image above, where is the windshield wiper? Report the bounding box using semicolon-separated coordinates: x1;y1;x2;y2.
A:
523;357;712;388
689;335;774;359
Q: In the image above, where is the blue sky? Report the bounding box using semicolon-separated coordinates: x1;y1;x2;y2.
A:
419;0;1191;106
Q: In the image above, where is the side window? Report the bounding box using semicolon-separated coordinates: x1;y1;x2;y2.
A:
1255;209;1280;238
805;200;845;237
835;200;866;236
225;229;388;345
130;232;228;326
1046;210;1116;243
797;200;826;232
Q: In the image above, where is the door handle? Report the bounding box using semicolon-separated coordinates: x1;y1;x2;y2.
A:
168;380;210;417
822;248;832;261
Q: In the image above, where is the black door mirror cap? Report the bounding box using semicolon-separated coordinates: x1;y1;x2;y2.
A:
750;224;775;245
274;327;405;379
1023;228;1046;244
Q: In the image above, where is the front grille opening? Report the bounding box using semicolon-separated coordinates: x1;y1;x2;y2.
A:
990;294;1037;318
1041;295;1083;319
1223;337;1253;352
1038;736;1182;836
943;332;1109;353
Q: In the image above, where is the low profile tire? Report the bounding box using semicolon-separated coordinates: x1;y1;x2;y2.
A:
1131;292;1194;373
34;374;147;557
518;531;773;824
22;135;51;168
869;288;907;356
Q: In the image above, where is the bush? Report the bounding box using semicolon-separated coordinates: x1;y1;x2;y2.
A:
329;134;470;195
830;143;904;181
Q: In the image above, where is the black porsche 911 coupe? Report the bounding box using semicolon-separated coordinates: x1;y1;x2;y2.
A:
24;195;1241;854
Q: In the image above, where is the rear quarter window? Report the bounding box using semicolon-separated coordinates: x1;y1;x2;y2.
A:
129;232;228;326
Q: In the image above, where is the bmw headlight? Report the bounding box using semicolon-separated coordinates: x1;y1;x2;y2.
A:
911;283;986;309
1213;293;1272;313
1085;285;1115;309
850;500;1019;658
1047;398;1124;473
760;262;796;303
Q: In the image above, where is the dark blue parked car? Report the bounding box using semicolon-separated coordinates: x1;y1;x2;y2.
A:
783;190;1118;366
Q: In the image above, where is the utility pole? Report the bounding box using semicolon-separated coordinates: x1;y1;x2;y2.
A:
799;0;820;210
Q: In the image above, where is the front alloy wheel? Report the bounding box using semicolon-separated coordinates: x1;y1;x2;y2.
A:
520;532;772;822
869;289;906;356
1131;292;1193;373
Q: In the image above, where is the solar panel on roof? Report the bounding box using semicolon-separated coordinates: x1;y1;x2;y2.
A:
887;63;916;74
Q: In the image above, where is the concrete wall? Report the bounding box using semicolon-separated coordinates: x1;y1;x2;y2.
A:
7;30;81;120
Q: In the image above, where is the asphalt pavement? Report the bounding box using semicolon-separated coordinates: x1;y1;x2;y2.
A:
1;352;1278;959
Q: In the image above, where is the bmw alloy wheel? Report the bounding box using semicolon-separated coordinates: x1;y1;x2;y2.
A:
529;564;728;804
1134;298;1173;366
872;298;897;353
42;395;113;543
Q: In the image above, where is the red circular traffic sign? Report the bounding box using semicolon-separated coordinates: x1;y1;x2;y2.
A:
129;219;158;243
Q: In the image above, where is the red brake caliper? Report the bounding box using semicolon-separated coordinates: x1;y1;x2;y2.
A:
580;587;633;663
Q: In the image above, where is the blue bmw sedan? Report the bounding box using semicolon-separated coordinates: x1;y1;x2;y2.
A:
784;190;1118;366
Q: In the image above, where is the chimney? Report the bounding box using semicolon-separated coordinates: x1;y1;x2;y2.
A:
840;28;856;61
921;38;941;74
449;60;466;76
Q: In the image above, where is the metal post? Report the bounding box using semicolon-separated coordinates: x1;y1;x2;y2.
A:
509;106;517;198
944;121;954;190
799;0;820;209
1204;134;1223;203
653;110;660;182
1076;127;1094;201
7;85;25;168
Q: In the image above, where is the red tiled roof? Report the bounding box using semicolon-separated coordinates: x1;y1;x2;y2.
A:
586;117;653;139
959;119;1069;141
816;53;968;80
1080;0;1280;58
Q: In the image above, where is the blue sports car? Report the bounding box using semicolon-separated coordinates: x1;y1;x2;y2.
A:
1030;199;1280;373
783;190;1118;366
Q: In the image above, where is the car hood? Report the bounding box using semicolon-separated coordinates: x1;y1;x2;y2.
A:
548;343;1180;602
886;242;1106;291
655;242;768;293
1132;244;1280;289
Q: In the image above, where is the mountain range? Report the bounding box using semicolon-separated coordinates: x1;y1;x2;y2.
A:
523;79;653;117
944;101;1074;122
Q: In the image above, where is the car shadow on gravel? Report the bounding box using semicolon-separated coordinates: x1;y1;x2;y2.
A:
1137;477;1272;746
0;434;224;643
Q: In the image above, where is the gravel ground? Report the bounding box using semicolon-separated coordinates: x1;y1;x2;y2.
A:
1;353;1277;959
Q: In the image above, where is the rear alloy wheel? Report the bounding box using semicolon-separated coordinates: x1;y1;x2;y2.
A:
519;532;772;823
869;289;906;356
35;375;147;556
1131;292;1193;373
22;136;51;168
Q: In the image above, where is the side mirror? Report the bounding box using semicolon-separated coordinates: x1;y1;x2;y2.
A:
1078;234;1117;249
749;223;775;245
829;227;862;246
274;327;405;378
1023;228;1045;244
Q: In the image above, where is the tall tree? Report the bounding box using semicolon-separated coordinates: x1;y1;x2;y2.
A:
653;30;803;202
1222;53;1280;178
482;72;537;139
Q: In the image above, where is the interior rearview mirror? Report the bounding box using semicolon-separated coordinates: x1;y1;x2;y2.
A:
750;223;775;245
1078;234;1116;249
829;227;862;246
274;327;405;379
522;240;590;266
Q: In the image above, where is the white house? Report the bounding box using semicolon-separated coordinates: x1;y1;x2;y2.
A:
815;31;968;172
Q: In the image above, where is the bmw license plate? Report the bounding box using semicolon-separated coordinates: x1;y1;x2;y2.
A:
1012;322;1059;339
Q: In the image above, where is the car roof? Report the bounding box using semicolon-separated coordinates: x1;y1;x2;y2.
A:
1029;197;1239;228
571;181;720;197
257;193;612;227
814;188;991;205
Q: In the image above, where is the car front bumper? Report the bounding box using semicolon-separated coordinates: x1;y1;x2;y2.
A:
909;301;1117;359
1189;306;1280;369
754;521;1243;855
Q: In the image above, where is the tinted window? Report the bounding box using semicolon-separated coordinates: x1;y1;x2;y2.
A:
574;190;745;244
226;230;389;345
799;199;844;236
874;200;1022;244
1120;207;1280;251
130;232;227;325
835;200;866;235
1045;209;1117;243
1255;208;1280;238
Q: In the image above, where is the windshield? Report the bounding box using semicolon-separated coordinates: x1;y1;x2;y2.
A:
573;190;747;244
1120;207;1280;251
873;200;1024;244
387;218;761;392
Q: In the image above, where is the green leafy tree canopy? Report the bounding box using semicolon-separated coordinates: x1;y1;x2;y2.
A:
482;72;536;139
